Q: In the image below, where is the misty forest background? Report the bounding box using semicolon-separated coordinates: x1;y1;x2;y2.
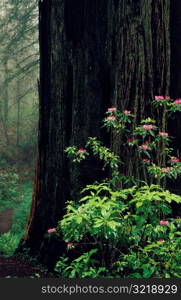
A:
0;0;181;278
0;0;38;255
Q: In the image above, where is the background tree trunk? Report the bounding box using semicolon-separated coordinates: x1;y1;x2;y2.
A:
16;79;21;147
1;58;10;145
169;0;181;200
20;0;173;268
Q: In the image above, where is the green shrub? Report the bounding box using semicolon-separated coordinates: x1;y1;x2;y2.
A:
117;237;181;278
55;100;181;278
0;182;32;257
0;232;20;257
55;249;107;278
11;182;32;236
0;172;19;213
56;183;181;278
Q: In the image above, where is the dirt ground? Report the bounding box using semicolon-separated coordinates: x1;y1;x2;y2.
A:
0;256;52;278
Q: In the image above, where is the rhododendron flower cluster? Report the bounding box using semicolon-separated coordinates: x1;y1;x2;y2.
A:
108;107;117;112
143;158;150;163
123;110;131;115
154;96;170;100
78;148;86;153
47;228;57;234
139;145;150;150
160;220;169;226
67;242;74;249
159;132;168;137
143;124;153;130
173;99;181;104
155;96;164;100
170;157;180;163
106;116;116;121
162;167;170;173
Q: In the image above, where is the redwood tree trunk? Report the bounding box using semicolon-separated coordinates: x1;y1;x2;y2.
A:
20;0;172;267
169;0;181;197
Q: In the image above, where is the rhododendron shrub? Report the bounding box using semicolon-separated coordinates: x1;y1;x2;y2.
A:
66;99;181;186
56;183;181;278
55;96;181;278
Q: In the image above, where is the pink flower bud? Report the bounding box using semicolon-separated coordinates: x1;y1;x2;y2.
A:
159;132;168;137
107;107;117;112
143;124;153;130
67;242;74;249
143;158;151;163
123;110;131;115
78;148;86;153
162;167;170;173
47;228;57;234
106;116;116;121
159;239;165;243
160;220;169;226
155;96;164;100
174;99;181;104
171;157;180;163
139;145;150;150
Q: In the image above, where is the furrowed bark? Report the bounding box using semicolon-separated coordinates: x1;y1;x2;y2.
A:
20;0;172;267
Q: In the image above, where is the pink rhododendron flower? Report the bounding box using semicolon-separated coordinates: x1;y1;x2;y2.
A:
159;239;165;243
143;124;153;130
108;107;117;112
171;157;180;163
47;228;57;234
162;167;170;173
155;96;164;100
143;158;150;163
165;96;170;100
78;148;86;153
139;145;150;150
174;99;181;104
159;132;168;137
106;116;116;121
123;110;131;115
160;220;169;226
67;242;74;249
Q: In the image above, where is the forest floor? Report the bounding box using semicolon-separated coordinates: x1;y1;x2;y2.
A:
0;256;53;278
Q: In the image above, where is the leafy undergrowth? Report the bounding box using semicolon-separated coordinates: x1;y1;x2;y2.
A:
0;181;58;278
0;181;32;257
55;183;181;278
